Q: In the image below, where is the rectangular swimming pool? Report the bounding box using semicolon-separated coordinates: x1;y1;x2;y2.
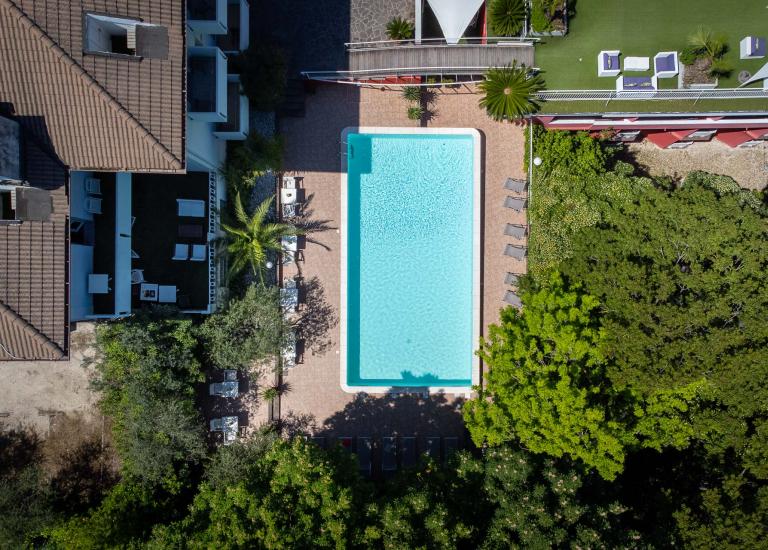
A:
340;128;481;393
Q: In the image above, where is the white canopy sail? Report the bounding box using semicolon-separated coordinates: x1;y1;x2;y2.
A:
426;0;484;44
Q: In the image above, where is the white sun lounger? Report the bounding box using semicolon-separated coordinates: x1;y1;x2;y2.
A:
504;196;527;212
504;244;527;260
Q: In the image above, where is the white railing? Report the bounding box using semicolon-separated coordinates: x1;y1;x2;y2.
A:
345;36;538;50
537;88;768;101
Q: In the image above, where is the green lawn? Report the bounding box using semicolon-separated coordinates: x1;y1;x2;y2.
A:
535;0;768;90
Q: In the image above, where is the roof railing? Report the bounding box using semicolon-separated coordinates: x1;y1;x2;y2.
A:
345;36;539;50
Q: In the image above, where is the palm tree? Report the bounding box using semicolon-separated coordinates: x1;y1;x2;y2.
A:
688;26;727;59
386;17;414;40
478;63;545;121
221;193;303;282
488;0;526;36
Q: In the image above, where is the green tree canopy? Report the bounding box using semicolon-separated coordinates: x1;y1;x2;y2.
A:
465;273;698;479
559;172;768;476
154;437;363;549
363;447;640;549
198;283;288;371
93;311;206;487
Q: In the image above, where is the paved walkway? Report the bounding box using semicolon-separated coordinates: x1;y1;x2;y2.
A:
0;323;100;435
350;0;414;43
278;84;527;441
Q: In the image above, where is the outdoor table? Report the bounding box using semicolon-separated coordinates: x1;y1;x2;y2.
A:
158;285;177;303
624;56;650;71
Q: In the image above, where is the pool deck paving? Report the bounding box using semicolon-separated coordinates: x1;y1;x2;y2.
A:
276;84;526;442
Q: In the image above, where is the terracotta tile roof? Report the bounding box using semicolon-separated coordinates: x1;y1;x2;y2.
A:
0;303;64;360
0;0;185;172
0;133;68;361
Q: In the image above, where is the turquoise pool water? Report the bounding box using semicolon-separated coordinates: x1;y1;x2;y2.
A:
346;132;476;387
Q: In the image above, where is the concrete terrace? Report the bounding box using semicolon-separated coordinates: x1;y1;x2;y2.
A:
277;84;526;442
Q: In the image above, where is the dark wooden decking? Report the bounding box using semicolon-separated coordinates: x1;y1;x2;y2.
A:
347;44;535;74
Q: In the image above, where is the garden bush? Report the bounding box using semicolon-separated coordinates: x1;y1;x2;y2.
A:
222;133;283;193
529;0;554;32
386;17;414;40
679;45;703;65
238;44;287;111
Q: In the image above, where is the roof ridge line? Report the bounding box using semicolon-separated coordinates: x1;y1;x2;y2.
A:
1;0;183;170
0;301;65;359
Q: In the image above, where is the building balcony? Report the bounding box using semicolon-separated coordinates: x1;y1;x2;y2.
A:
188;0;228;35
216;0;249;53
188;46;228;122
214;75;248;140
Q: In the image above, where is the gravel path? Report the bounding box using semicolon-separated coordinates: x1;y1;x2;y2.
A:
627;140;768;190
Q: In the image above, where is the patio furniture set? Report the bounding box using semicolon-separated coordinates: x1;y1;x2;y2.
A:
598;50;679;93
210;415;240;445
502;177;528;309
209;370;241;445
172;199;208;262
280;176;305;264
315;435;459;477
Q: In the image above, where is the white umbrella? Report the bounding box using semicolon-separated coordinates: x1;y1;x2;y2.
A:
426;0;484;44
739;61;768;87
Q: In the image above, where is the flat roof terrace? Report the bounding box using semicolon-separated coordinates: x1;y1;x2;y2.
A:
535;0;768;113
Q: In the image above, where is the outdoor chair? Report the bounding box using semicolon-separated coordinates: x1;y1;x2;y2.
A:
504;223;527;240
504;290;522;308
130;269;144;284
401;437;417;468
282;176;297;188
504;244;527;260
382;437;397;472
505;272;521;286
190;244;207;261
504;178;527;193
209;418;223;432
425;437;441;461
224;369;238;382
504;196;527;212
358;437;372;476
172;243;189;260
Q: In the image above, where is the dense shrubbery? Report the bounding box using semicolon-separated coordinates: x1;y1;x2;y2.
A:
222;132;284;193
236;44;287;111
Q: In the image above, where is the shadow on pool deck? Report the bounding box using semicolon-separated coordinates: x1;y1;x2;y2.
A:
278;392;468;443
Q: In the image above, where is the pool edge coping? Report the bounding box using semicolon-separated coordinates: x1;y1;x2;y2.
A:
339;126;482;397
